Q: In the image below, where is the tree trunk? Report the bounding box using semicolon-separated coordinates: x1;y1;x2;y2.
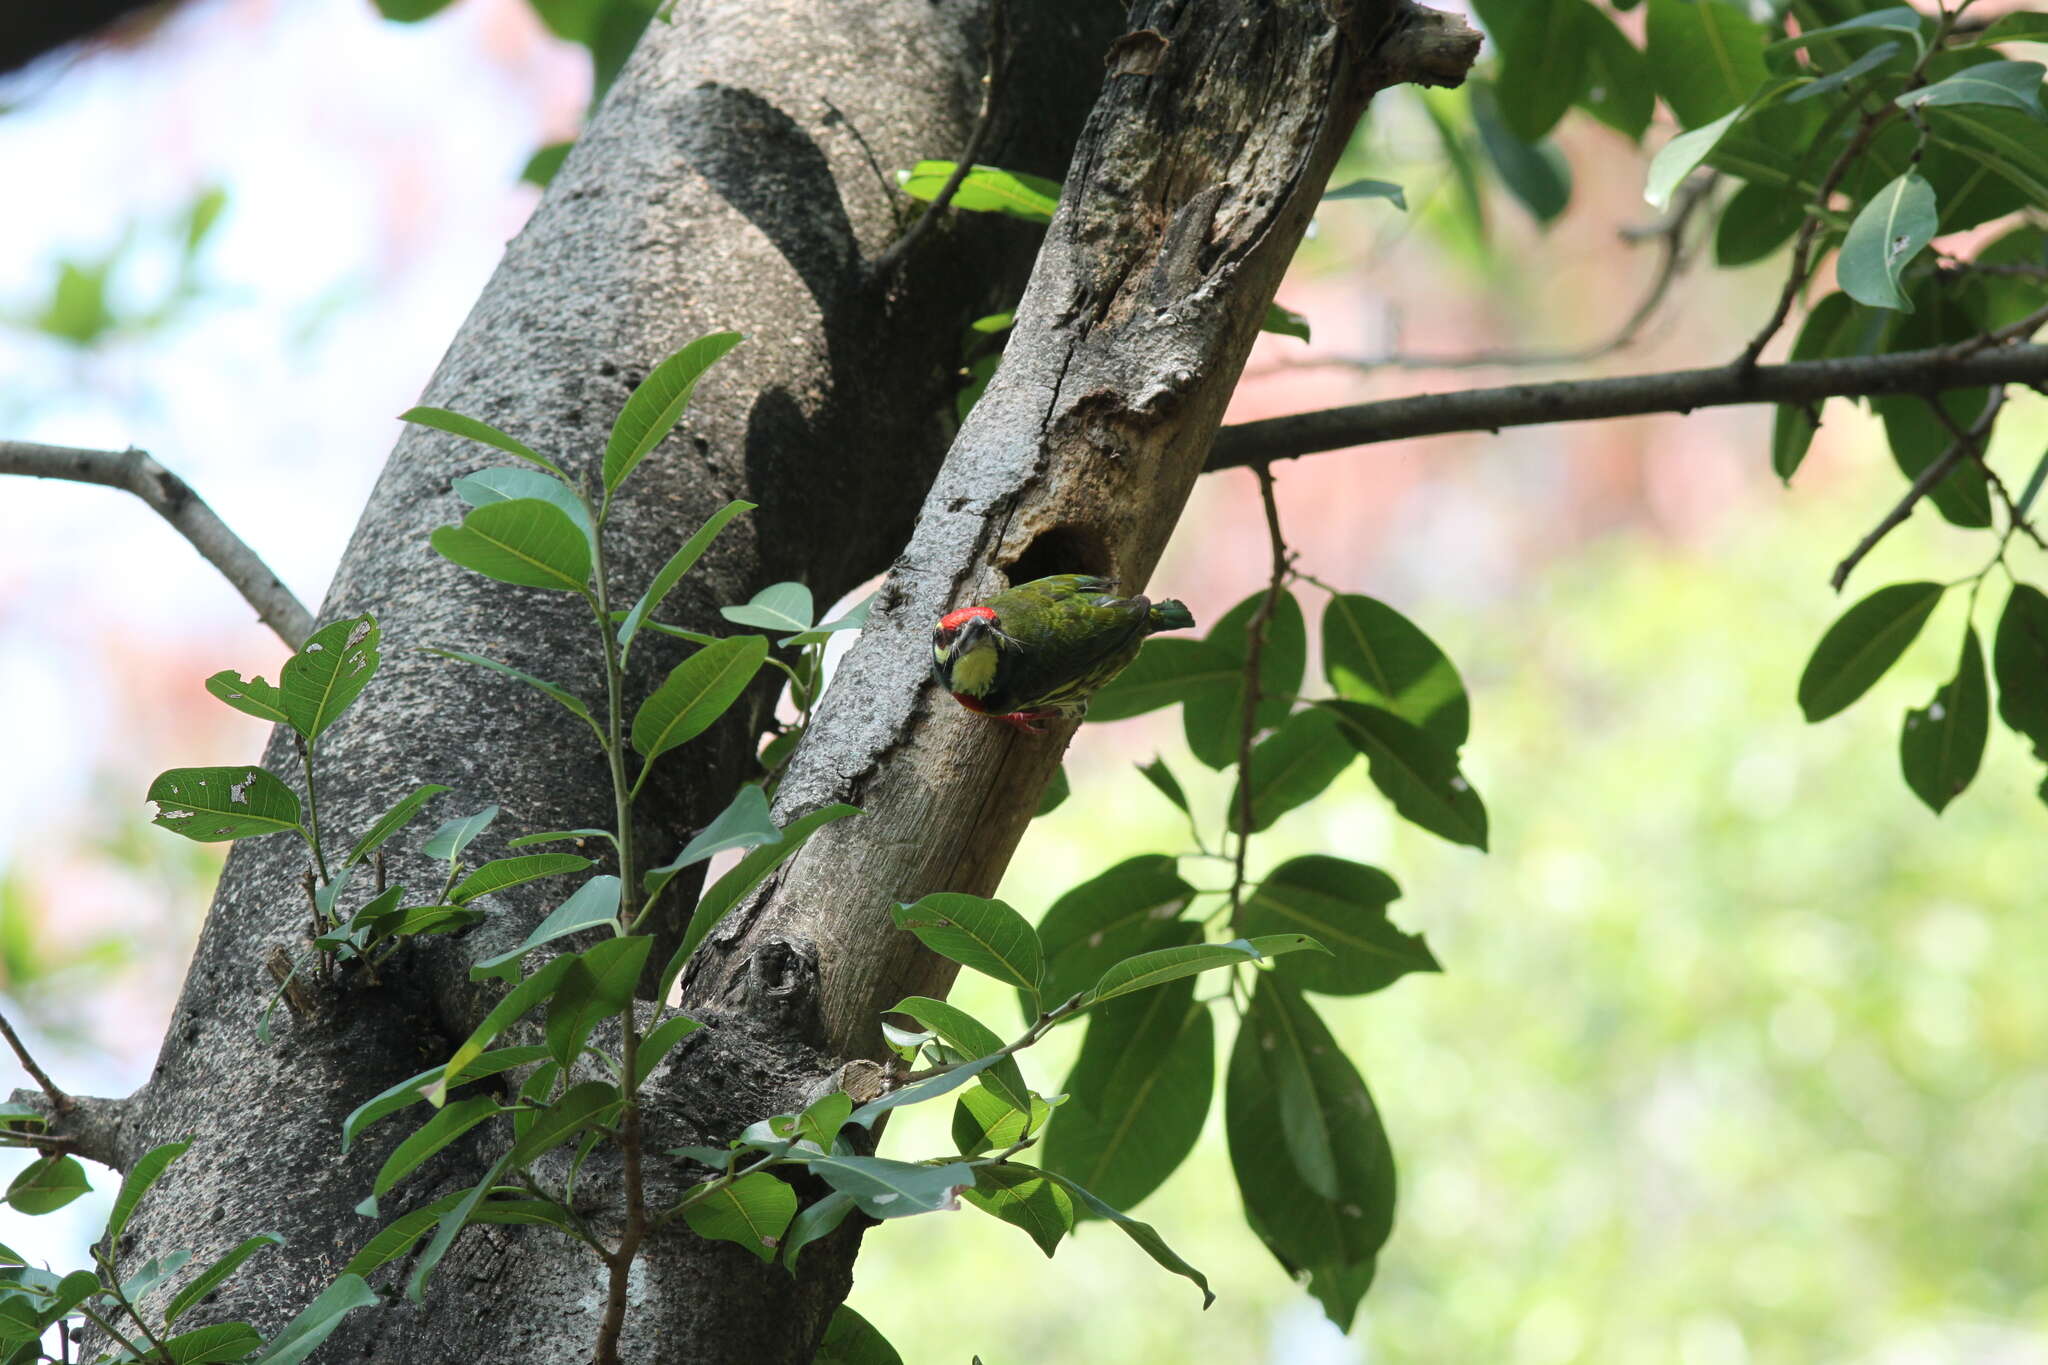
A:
63;2;1115;1360
29;1;1479;1361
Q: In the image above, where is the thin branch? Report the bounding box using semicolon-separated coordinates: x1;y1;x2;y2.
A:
1279;173;1712;376
0;1009;71;1115
1206;342;2048;471
1944;300;2048;360
1831;389;2005;591
0;440;312;648
1927;389;2048;553
867;0;1011;281
1228;468;1288;924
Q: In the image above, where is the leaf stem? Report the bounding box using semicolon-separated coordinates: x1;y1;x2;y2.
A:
1227;466;1290;925
297;736;331;886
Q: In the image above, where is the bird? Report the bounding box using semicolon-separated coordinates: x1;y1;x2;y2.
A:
931;573;1196;733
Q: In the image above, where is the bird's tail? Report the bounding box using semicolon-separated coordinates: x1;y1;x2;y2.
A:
1147;599;1196;633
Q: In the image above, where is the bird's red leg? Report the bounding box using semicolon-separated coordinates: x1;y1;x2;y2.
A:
997;710;1057;735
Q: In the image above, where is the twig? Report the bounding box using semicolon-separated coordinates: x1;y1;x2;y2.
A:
1927;389;2048;552
1280;174;1711;377
1228;468;1288;923
0;1009;71;1115
1831;389;2004;591
1944;300;2048;360
901;991;1086;1084
0;440;312;648
1206;342;2048;470
868;0;1012;281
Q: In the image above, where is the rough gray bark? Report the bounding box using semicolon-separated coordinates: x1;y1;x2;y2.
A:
26;2;1117;1361
684;0;1480;1055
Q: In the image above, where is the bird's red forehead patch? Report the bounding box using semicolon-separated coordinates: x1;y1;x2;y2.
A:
937;605;998;631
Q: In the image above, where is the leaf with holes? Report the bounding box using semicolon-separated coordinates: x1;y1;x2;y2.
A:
1838;171;1937;311
204;669;289;725
1901;629;1988;814
149;766;304;844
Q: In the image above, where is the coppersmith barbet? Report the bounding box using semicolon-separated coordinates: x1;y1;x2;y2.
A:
931;573;1195;733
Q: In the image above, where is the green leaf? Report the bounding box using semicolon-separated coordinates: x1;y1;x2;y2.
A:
632;635;768;761
1767;6;1925;52
1715;177;1810;267
1036;855;1195;1012
1837;171;1937;311
1645;106;1741;209
1045;964;1210;1212
1186;589;1305;770
618;499;756;650
719;581;814;633
153;1320;266;1363
361;1096;503;1216
341;1193;462;1277
1136;757;1190;816
204;669;289;725
1980;12;2048;45
1470;0;1598;142
428;956;578;1105
1261;303;1311;343
801;1155;976;1219
405;1151;514;1302
1471;83;1572;225
895;160;1060;222
1645;0;1768;127
1227;978;1393;1331
644;783;780;902
963;1163;1073;1257
507;828;614;850
430;498;592;592
1786;40;1905;107
373;0;458;20
341;1046;548;1153
890;893;1042;996
1993;584;2048;759
250;1274;379;1363
346;783;450;867
422;647;597;731
1321;701;1490;849
635;1013;703;1087
781;1191;857;1272
1899;60;2045;119
401;405;566;481
890;995;1030;1116
659;803;861;997
1772;292;1866;482
1797;582;1945;722
847;1051;1021;1128
107;1138;189;1245
951;1086;1051;1157
148;767;303;844
603;331;744;496
1035;1169;1214;1308
1085;934;1328;1006
681;1171;796;1263
1238;855;1437;996
521;140;572;188
1228;708;1355;834
421;805;499;861
450;853;592;905
815;1305;904;1365
1323;178;1406;209
1321;593;1469;747
6;1155;87;1214
508;1080;620;1165
545;935;653;1069
1579;4;1655;140
1901;628;1989;814
450;466;594;551
777;592;875;648
1035;764;1069;817
1873;388;1994;531
1087;637;1238;722
164;1233;285;1326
